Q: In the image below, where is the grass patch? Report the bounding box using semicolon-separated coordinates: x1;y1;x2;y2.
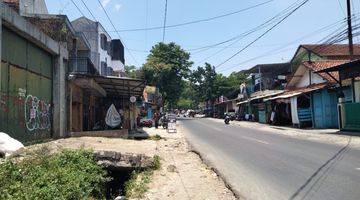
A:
148;134;162;141
0;147;109;200
124;155;161;199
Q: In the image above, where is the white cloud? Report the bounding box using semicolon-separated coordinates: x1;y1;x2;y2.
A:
101;0;111;8
115;4;122;11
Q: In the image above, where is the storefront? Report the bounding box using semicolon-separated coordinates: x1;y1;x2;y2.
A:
69;75;145;133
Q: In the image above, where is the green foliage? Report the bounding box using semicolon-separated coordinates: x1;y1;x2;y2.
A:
0;148;109;200
124;155;161;199
177;97;195;110
185;63;248;109
125;65;143;79
148;134;162;141
143;42;193;108
152;155;161;170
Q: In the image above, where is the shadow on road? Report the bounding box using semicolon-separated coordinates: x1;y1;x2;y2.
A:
289;137;352;200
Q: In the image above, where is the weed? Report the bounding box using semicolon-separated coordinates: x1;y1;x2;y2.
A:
0;147;109;199
124;155;162;199
149;134;162;141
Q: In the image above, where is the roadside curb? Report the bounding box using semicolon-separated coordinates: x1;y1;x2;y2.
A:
179;121;244;200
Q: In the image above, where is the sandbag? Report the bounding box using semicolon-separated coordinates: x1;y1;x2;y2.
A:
105;104;121;128
0;132;24;157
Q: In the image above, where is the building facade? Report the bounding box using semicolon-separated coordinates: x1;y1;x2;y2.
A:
71;17;125;77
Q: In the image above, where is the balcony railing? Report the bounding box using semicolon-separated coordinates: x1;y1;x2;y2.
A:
69;57;99;75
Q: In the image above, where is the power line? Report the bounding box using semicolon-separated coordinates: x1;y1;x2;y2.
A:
79;0;97;21
162;0;168;42
190;0;310;66
218;14;360;73
96;0;139;66
218;19;349;73
186;0;304;52
70;0;92;25
215;0;310;69
106;0;274;32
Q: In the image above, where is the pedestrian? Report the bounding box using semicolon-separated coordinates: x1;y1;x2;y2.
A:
153;111;160;129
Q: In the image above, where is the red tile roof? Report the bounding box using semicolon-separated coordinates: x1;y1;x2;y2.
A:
301;44;360;57
302;60;348;83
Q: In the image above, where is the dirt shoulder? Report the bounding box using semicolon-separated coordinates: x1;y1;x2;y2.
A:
142;124;237;200
206;117;360;148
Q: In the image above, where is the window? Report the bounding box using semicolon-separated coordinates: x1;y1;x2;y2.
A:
100;34;107;50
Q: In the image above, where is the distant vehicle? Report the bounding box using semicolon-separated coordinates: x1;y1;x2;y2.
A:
160;115;168;129
195;114;205;118
139;119;153;128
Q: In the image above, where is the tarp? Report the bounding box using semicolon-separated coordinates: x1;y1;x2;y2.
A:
290;97;299;124
105;104;121;128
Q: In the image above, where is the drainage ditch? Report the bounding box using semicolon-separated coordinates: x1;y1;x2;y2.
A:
94;151;155;200
105;168;133;199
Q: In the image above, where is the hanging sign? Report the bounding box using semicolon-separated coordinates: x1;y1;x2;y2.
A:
130;96;136;103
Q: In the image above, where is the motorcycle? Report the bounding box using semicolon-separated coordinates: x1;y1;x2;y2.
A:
224;115;231;125
160;115;169;129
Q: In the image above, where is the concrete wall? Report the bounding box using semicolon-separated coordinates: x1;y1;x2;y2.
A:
296;68;326;88
19;0;48;16
98;24;112;75
111;60;124;72
2;3;68;140
71;17;100;71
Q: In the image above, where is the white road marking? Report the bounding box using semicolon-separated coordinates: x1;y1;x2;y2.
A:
241;136;270;145
195;120;222;131
356;168;360;171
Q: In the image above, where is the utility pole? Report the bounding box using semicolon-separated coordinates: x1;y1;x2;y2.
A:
162;0;168;42
347;0;354;60
258;65;262;91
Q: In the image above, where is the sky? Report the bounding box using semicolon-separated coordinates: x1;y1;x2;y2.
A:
44;0;360;75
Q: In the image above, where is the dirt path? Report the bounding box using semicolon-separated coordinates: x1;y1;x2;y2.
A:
143;124;236;200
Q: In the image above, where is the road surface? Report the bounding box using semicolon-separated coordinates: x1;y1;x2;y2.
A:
180;118;360;200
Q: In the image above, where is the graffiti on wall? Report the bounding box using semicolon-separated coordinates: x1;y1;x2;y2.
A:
24;95;51;131
0;88;51;132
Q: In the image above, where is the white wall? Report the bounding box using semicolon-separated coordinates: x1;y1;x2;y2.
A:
296;68;325;88
97;25;112;75
111;60;124;72
355;81;360;103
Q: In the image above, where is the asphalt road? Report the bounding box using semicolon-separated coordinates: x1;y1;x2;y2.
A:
180;118;360;200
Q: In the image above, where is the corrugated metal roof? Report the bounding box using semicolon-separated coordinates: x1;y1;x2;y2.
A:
265;83;326;101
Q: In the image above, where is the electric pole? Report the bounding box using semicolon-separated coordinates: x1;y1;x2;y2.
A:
347;0;354;60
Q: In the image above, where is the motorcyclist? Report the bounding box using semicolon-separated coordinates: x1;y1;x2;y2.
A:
224;113;231;124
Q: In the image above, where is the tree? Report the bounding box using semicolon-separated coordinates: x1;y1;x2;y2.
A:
143;42;193;108
188;63;217;104
125;65;143;79
188;63;248;106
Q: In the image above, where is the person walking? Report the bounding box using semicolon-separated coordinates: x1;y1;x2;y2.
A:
153;111;160;129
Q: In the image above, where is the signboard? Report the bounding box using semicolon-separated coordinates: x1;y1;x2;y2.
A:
167;121;177;133
130;96;136;103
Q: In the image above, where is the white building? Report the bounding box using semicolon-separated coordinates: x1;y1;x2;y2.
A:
71;17;125;76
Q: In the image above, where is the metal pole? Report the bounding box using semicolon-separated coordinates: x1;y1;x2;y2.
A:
347;0;354;60
162;0;168;42
258;65;262;91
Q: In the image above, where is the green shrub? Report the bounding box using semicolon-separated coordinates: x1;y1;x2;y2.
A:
0;148;109;200
124;155;161;199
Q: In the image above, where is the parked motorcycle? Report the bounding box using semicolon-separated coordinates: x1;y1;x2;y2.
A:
224;114;231;125
160;115;169;129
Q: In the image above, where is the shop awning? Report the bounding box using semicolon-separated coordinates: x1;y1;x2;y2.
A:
236;100;250;105
73;74;146;97
264;83;326;101
249;90;284;101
